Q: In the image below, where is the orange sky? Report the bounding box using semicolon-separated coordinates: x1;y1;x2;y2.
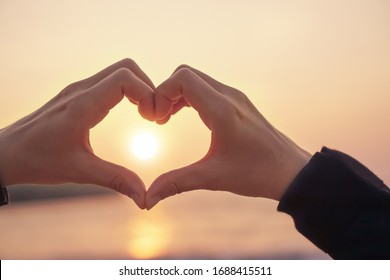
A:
0;0;389;186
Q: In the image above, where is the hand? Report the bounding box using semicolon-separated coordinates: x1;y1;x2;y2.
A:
0;59;154;209
146;65;312;209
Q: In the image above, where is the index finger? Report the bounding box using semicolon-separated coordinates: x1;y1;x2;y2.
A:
154;67;228;126
78;58;155;90
80;67;155;126
173;65;234;94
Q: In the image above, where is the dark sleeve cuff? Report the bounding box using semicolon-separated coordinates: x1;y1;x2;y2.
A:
278;147;390;259
0;186;9;206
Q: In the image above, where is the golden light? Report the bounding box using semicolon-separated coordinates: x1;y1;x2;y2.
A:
127;218;171;259
130;131;159;160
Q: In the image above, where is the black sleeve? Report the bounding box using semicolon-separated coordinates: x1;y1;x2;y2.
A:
0;185;9;206
277;147;390;259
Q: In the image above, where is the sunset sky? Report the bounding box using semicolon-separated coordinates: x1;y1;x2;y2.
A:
0;0;389;188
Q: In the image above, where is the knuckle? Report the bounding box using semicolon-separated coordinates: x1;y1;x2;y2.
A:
159;172;182;197
119;58;137;70
54;91;89;121
174;64;192;73
215;96;243;122
59;81;82;98
62;96;84;117
115;67;134;80
109;173;127;194
166;181;182;197
173;67;195;82
218;89;252;121
234;89;251;103
111;68;137;88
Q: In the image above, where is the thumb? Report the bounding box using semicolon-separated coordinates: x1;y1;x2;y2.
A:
83;157;146;209
146;161;213;210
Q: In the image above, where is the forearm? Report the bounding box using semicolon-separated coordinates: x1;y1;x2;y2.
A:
278;147;390;259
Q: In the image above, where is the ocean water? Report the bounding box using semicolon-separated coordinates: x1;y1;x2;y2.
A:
0;189;330;259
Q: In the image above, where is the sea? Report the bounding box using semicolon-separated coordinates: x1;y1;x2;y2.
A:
0;185;330;260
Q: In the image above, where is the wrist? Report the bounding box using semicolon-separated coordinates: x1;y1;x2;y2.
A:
0;129;6;186
0;127;17;188
271;144;312;201
0;129;10;206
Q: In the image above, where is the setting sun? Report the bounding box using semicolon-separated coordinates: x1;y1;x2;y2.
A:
130;131;159;160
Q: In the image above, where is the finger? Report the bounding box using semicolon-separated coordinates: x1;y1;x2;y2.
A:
171;98;191;115
155;97;190;125
81;68;155;125
173;65;230;93
154;68;225;125
146;161;215;210
19;59;155;128
78;58;155;90
156;114;171;125
83;157;146;209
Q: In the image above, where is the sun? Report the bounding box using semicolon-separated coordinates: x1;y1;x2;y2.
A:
130;131;159;160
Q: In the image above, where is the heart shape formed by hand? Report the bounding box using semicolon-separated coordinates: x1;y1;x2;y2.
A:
0;59;309;212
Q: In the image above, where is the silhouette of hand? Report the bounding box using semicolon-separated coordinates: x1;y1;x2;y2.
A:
0;59;154;209
146;65;311;209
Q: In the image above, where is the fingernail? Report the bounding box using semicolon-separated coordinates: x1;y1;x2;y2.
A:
146;196;161;210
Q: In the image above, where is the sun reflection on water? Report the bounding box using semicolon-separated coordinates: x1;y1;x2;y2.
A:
127;211;171;259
